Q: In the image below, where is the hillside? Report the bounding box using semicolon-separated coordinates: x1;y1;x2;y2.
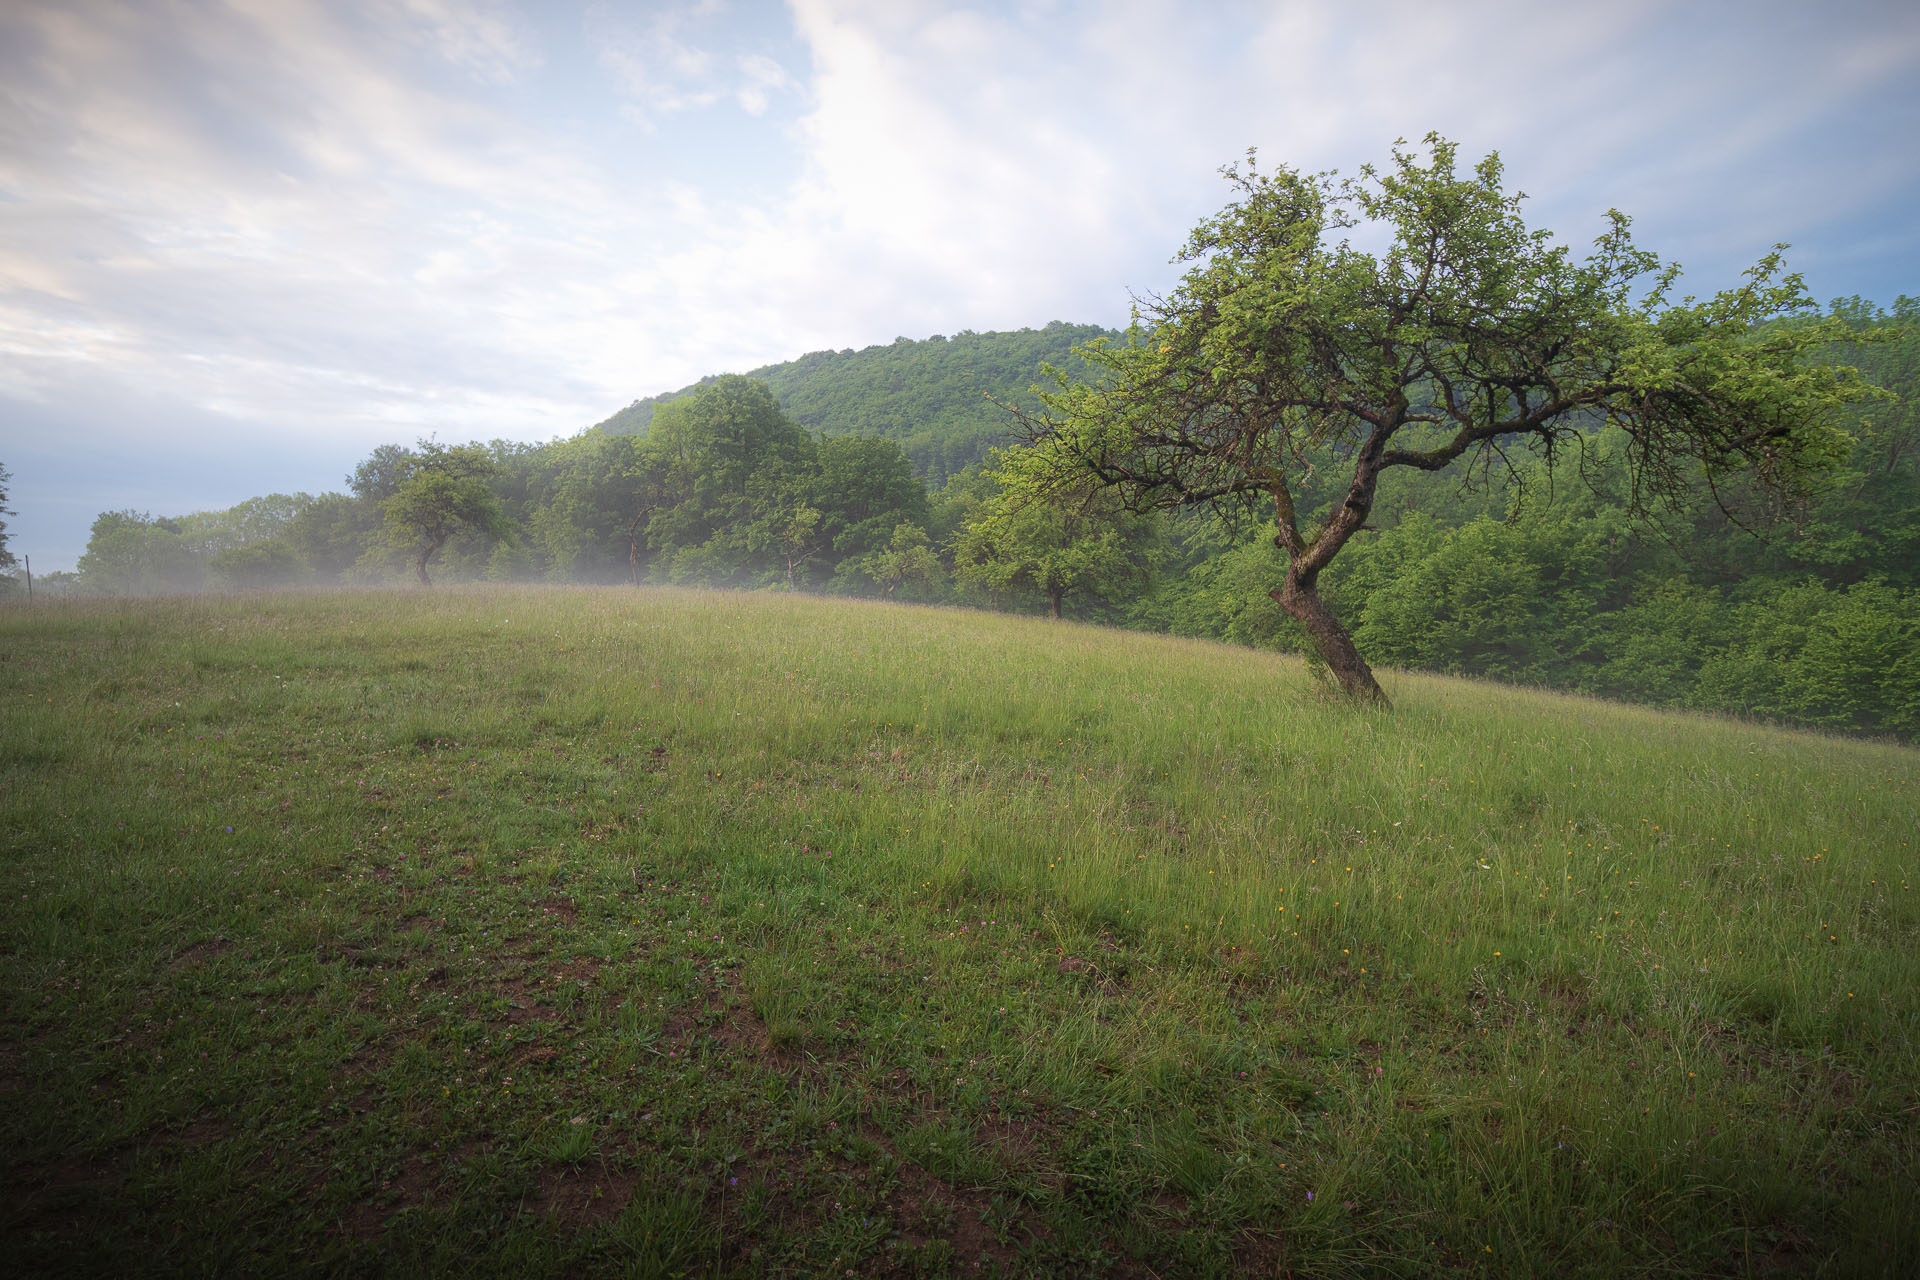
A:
50;301;1919;742
3;586;1914;1276
593;322;1116;482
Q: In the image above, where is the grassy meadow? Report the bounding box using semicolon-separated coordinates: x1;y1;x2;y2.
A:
2;585;1915;1277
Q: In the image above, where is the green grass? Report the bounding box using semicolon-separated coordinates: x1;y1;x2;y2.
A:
2;585;1915;1278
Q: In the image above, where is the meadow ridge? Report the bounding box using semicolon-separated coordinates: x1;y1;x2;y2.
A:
1;585;1915;1277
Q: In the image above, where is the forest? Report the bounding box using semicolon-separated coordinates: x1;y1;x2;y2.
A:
25;300;1920;741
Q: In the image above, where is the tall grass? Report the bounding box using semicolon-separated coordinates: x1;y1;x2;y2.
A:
2;585;1914;1277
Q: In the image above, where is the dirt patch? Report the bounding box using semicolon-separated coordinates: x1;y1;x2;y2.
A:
1056;954;1126;996
1539;971;1594;1015
554;956;602;982
881;1160;1025;1274
1234;1224;1292;1277
493;995;561;1027
975;1114;1055;1164
173;1114;234;1147
712;1008;770;1054
538;896;579;923
169;938;232;971
340;1151;440;1241
527;1161;643;1227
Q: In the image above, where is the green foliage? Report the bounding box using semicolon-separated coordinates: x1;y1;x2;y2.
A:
369;441;512;586
1695;580;1920;738
0;459;15;580
61;290;1916;739
75;510;202;594
1012;135;1883;700
839;522;944;600
285;492;376;584
954;456;1159;618
595;324;1113;482
208;538;305;590
813;433;930;558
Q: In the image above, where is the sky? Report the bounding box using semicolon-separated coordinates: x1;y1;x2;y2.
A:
3;0;1918;571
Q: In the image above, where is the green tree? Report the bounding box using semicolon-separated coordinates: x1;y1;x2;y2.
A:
1010;135;1878;701
209;539;305;590
372;441;511;586
812;434;929;560
772;503;823;591
76;511;200;594
642;376;817;585
954;461;1157;619
286;493;379;583
848;522;945;600
0;461;16;588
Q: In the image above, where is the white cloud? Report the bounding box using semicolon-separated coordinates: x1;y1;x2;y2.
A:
396;0;542;83
0;0;1915;570
736;52;793;115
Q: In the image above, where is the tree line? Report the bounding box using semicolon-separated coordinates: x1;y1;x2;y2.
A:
35;295;1915;742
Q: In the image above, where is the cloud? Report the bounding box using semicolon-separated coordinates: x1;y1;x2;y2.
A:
397;0;542;84
736;52;793;115
1;0;1915;570
587;0;800;127
0;1;651;424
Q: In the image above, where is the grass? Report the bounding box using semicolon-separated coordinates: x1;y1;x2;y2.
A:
1;584;1915;1278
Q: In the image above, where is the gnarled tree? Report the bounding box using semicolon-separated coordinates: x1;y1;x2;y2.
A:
372;440;511;586
1007;135;1877;702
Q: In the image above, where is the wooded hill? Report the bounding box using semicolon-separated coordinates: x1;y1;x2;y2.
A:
592;322;1113;483
40;300;1920;741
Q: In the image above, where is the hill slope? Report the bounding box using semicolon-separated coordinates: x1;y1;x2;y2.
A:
593;322;1115;481
3;586;1914;1275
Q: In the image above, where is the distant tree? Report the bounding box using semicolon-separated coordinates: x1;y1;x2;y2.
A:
517;433;662;583
772;504;823;591
642;376;816;585
0;461;16;586
76;511;199;594
954;460;1157;619
864;523;944;600
209;539;305;590
1008;135;1881;701
372;441;511;586
812;434;930;559
286;493;379;583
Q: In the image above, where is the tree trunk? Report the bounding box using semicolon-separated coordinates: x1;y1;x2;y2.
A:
1269;575;1387;704
415;535;444;587
1048;588;1063;619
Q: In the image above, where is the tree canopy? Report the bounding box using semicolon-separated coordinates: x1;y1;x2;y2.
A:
954;458;1157;619
1006;135;1881;701
369;441;511;586
595;324;1113;482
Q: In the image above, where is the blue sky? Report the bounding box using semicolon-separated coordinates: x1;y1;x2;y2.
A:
3;0;1918;570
